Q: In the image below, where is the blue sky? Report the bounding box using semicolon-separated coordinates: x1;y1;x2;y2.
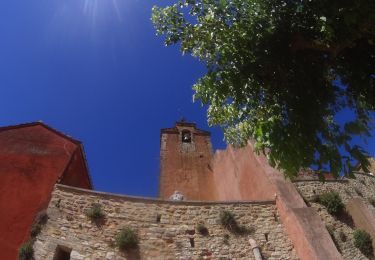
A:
0;0;226;197
0;0;373;197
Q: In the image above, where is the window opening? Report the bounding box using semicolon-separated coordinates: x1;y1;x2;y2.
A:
181;130;192;143
53;245;71;260
189;237;195;248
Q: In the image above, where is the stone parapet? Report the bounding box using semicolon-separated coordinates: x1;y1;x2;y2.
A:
34;184;298;260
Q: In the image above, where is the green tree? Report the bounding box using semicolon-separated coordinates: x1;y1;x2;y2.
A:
152;0;375;178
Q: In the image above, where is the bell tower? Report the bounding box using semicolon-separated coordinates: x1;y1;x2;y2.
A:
159;120;217;200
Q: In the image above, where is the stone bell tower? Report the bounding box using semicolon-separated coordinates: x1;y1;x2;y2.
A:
159;120;217;200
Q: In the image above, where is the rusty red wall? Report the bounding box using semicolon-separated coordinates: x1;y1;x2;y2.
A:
159;123;217;200
0;124;91;259
60;147;92;189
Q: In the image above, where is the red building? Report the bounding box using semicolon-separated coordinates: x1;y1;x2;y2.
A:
0;122;92;259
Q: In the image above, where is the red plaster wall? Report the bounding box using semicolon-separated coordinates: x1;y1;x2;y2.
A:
0;124;91;259
60;147;92;189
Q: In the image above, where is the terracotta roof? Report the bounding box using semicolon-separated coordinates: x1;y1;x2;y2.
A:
0;121;93;188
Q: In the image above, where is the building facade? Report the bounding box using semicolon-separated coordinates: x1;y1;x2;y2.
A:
0;122;92;260
3;121;375;259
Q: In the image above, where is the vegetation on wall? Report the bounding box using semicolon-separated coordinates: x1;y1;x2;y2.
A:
319;191;344;215
85;203;105;221
196;223;209;236
219;210;254;235
19;210;48;259
353;229;373;257
18;240;34;260
152;0;375;179
30;210;48;238
115;227;139;251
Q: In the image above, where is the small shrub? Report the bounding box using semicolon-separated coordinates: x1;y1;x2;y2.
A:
368;198;375;207
115;227;138;251
219;210;254;235
85;203;105;220
196;223;209;236
360;179;366;185
30;224;41;238
29;210;48;238
319;192;344;215
353;229;373;256
220;211;237;231
18;240;34;260
354;187;363;197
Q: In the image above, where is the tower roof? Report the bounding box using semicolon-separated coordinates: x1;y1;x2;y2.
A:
160;120;210;136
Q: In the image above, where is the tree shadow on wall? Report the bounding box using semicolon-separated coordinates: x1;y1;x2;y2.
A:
336;210;354;229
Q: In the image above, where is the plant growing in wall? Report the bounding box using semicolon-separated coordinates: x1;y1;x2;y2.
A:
85;203;105;224
319;192;344;216
220;211;237;232
30;210;48;238
354;229;373;257
219;210;254;235
30;224;42;238
115;227;139;251
196;223;209;236
18;240;34;260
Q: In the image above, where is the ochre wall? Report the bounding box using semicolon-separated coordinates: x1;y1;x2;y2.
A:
211;143;342;259
0;124;91;259
212;145;276;201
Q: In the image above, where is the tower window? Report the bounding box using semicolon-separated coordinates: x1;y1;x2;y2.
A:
181;130;192;143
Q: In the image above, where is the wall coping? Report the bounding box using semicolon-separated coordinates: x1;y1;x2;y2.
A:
353;171;375;178
293;171;375;183
292;179;349;183
55;184;276;206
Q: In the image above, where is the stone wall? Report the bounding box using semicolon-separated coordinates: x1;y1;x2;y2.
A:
294;173;375;214
34;184;298;260
294;173;375;260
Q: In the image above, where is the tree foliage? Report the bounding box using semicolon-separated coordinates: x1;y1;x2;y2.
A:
152;0;375;178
